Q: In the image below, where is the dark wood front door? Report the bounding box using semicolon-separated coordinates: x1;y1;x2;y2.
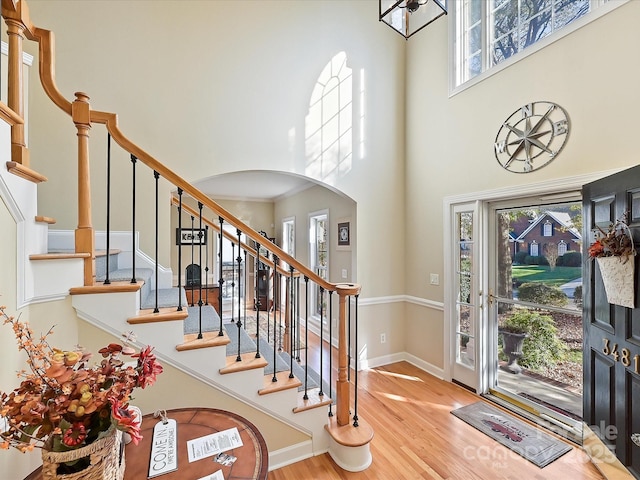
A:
583;165;640;477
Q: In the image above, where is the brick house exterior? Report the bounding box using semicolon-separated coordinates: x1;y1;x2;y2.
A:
510;211;581;259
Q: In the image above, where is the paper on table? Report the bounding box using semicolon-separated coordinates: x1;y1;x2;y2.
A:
187;427;243;463
196;470;224;480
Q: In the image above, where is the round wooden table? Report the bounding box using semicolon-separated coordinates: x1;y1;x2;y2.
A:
25;407;268;480
125;407;268;480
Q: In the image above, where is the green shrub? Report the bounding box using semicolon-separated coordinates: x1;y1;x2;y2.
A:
514;251;528;265
517;282;568;307
501;310;568;369
559;251;582;267
524;255;549;266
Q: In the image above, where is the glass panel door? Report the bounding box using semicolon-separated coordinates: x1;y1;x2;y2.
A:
489;200;583;439
450;202;481;390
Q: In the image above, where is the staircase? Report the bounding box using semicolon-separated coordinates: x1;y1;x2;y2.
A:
0;0;373;473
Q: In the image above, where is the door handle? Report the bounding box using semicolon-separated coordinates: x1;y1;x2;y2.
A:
631;433;640;447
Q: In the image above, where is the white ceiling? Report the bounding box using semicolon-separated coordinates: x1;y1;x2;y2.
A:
191;171;314;202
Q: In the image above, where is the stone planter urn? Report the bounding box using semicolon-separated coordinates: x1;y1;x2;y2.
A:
499;330;528;374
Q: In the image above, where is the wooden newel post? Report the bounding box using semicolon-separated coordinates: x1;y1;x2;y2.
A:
4;15;29;166
72;92;95;286
335;283;361;426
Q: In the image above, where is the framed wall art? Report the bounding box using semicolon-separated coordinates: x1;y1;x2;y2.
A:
337;220;350;250
176;228;207;246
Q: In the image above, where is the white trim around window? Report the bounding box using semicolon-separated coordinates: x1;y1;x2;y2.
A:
448;0;629;97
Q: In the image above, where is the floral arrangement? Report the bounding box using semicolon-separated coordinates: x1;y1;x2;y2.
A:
588;215;635;259
0;305;162;459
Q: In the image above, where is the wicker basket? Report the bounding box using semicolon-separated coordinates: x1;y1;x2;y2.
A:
41;426;125;480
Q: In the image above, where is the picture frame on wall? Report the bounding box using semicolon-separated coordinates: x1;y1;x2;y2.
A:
337;220;350;250
176;228;207;246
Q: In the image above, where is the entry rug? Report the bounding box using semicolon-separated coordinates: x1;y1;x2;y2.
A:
450;401;572;468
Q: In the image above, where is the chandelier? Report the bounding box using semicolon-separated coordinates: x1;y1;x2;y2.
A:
379;0;447;39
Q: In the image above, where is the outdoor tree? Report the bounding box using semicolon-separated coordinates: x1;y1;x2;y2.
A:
544;243;559;271
492;0;589;65
497;209;537;304
497;213;513;304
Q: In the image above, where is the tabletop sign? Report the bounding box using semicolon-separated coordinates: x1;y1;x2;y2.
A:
148;418;178;478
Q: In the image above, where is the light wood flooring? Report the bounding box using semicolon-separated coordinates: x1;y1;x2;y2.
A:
269;360;605;480
221;306;606;479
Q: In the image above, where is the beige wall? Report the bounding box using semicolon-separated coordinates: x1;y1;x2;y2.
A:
274;184;356;284
0;198;41;479
402;1;639;366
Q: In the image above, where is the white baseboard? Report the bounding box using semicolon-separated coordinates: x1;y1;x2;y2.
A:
268;440;315;471
363;352;444;380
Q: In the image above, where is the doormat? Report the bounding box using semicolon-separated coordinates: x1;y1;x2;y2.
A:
451;401;572;468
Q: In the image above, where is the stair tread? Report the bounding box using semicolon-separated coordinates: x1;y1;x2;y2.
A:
325;415;374;447
70;280;144;295
30;252;91;260
128;308;188;324
34;215;56;224
293;388;333;413
219;352;269;374
258;371;302;395
176;331;231;351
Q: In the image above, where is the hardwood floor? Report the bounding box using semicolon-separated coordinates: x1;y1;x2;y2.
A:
220;305;605;479
269;361;605;480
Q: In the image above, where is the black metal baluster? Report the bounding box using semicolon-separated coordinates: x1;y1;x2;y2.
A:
254;243;261;359
189;215;195;306
217;217;225;337
243;248;248;327
353;294;359;428
303;276;309;400
197;203;204;339
176;189;183;312
348;298;351;382
266;265;271;339
296;276;301;362
235;229;243;362
230;239;235;323
277;270;283;352
328;290;334;417
130;155;137;284
104;133;111;285
209;223;214;306
319;286;325;397
271;254;277;383
204;225;209;305
153;171;160;313
288;267;295;379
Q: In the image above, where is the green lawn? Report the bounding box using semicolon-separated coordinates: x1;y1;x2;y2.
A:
512;265;581;287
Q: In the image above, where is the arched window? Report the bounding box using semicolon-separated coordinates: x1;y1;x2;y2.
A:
543;221;552;237
530;241;539;256
305;52;353;184
558;240;567;256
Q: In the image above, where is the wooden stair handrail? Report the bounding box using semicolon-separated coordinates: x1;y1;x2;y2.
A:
4;0;364;432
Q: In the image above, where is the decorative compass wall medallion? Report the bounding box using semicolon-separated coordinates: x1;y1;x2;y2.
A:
494;101;570;174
